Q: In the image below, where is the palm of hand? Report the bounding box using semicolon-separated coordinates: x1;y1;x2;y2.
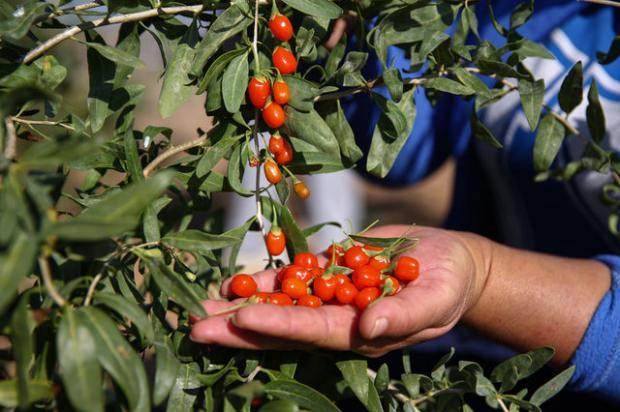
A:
191;225;480;357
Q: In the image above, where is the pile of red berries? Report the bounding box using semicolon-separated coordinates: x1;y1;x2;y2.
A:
247;9;310;199
228;240;420;311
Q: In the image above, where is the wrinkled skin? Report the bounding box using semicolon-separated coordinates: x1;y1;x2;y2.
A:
191;225;488;357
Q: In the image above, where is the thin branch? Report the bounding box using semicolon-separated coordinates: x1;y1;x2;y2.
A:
83;273;103;306
38;256;67;307
11;117;76;132
497;397;510;412
143;136;207;177
3;117;17;160
24;4;208;63
580;0;620;7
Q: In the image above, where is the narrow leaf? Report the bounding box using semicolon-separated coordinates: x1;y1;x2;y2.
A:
530;366;576;406
533;113;565;172
558;61;583;115
222;52;249;113
519;79;545;130
280;0;342;19
586;78;606;143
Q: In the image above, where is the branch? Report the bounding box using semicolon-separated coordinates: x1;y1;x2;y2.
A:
3;117;17;160
580;0;620;7
142;136;207;177
83;273;103;306
38;256;67;307
11;116;76;132
24;4;209;64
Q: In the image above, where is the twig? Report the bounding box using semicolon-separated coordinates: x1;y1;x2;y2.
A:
38;256;67;307
143;136;207;177
83;273;103;306
580;0;620;7
497;397;510;412
24;4;212;63
3;117;17;160
367;368;411;404
11;117;76;131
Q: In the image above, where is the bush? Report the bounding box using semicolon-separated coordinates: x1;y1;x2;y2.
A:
2;0;614;410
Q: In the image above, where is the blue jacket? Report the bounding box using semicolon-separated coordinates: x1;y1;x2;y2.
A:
347;1;620;403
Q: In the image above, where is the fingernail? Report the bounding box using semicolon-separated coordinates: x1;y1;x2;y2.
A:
369;318;388;339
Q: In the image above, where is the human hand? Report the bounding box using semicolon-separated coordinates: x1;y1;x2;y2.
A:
190;225;491;357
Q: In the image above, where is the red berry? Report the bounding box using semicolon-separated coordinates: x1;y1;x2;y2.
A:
230;274;257;298
326;244;345;266
369;255;390;271
273;80;290;105
313;276;337;301
265;227;286;256
280;265;312;283
352;265;381;289
355;287;381;310
335;283;358;304
294;252;319;269
364;245;384;252
267;292;293;306
262;101;286;128
275;139;293;165
264;158;282;184
334;273;351;286
247;77;271;109
310;266;325;278
269;14;294;41
251;292;270;303
293;181;310;199
394;256;420;282
272;47;298;75
282;277;308;299
344;246;369;269
269;133;285;155
297;295;322;308
380;276;400;296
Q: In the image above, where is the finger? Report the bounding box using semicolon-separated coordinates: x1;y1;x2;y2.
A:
359;270;459;339
324;18;347;49
189;299;247;323
190;316;311;350
220;269;278;297
232;304;360;350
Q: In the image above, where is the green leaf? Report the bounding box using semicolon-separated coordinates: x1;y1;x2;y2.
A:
336;359;384;412
530;366;575;406
425;77;475;96
371;92;408;140
0;380;53;408
159;21;199;118
162;217;254;254
597;35;620;65
519;79;545;130
86;31;116;132
80;307;150;412
586;78;606;143
196;133;242;178
0;232;37;316
374;364;389;393
153;336;180;406
471;110;503;149
558;61;583;115
222;52;249;113
166;364;201;411
280;0;342;19
510;0;534;30
302;221;341;237
259;399;299;412
48;172;173;240
57;308;104;412
93;292;154;344
10;294;35;408
227;142;253;196
280;205;309;256
367;88;416;177
82;40;145;69
285;107;340;152
349;234;415;248
383;68;403;102
0;2;50;40
533;113;565;172
321;100;363;163
264;380;341;412
286;151;348;175
451;67;491;97
463;6;479;38
192;2;253;75
285;75;319;112
145;259;207;318
197;48;248;94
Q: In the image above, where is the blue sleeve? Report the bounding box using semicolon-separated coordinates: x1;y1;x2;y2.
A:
568;255;620;403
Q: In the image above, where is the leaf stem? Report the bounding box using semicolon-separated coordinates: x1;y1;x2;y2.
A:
11;116;76;132
580;0;620;8
38;256;67;307
252;0;261;73
143;136;207;177
3;117;17;160
83;273;103;306
497;396;510;412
